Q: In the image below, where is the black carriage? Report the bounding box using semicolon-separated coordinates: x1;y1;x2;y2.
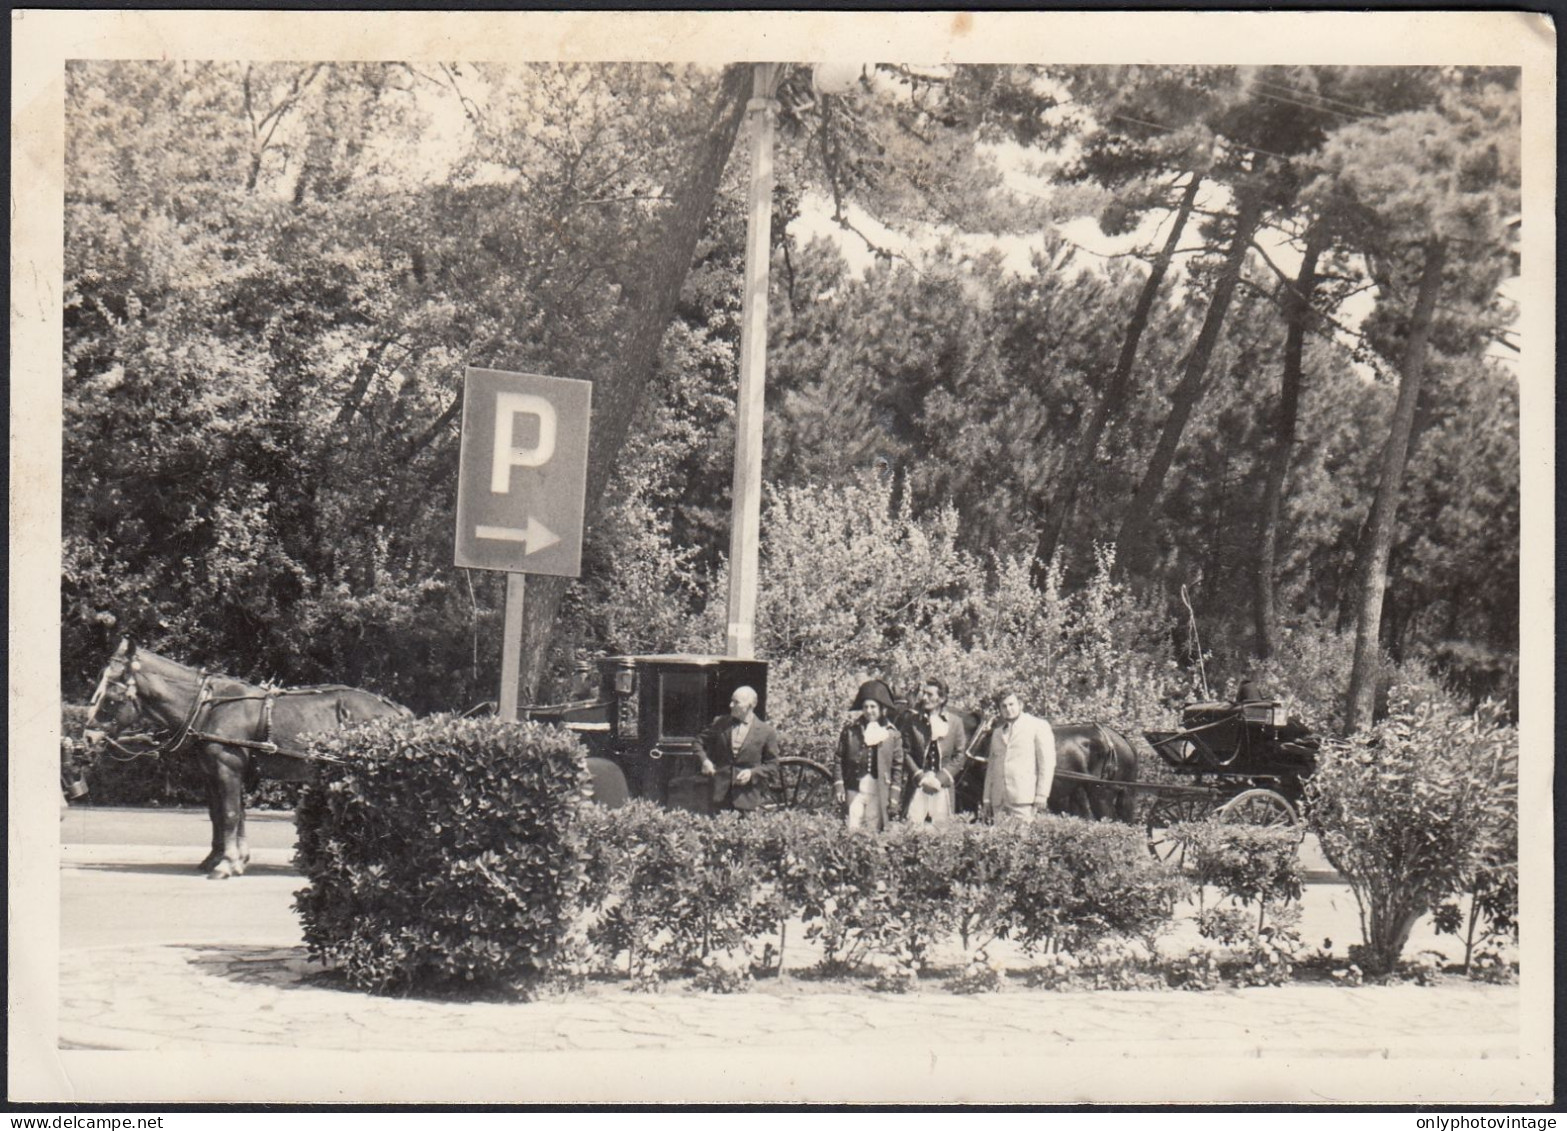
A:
521;653;836;816
1139;697;1321;861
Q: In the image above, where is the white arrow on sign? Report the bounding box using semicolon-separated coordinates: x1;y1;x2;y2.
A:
475;516;562;556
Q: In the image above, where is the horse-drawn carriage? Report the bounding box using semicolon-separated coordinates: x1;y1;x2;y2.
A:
946;694;1320;860
520;652;837;816
1134;696;1319;860
78;635;1322;877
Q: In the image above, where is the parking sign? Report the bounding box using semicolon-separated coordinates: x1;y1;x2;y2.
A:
454;368;591;577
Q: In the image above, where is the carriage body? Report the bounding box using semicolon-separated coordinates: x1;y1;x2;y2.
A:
1146;700;1318;786
522;653;833;814
1143;699;1320;812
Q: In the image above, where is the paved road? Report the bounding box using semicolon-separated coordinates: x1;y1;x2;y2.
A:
43;806;1539;1105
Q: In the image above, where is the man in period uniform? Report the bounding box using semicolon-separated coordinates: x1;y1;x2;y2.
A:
900;676;968;826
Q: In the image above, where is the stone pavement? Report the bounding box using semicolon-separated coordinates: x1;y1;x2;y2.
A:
46;831;1545;1104
60;938;1519;1061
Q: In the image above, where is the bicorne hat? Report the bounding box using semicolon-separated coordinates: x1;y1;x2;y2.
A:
851;679;896;712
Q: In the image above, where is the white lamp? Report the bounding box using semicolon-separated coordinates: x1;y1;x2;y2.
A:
811;62;865;97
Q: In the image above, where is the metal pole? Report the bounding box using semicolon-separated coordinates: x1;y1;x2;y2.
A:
725;62;780;660
499;571;526;721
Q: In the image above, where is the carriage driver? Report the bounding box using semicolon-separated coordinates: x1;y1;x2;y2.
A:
982;689;1056;824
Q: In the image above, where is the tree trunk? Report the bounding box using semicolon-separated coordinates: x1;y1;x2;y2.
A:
1344;237;1446;733
512;66;751;703
1035;173;1201;578
1253;222;1326;659
1115;185;1266;575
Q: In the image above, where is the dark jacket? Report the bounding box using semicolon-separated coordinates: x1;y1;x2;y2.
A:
833;719;903;815
898;709;969;810
702;714;782;811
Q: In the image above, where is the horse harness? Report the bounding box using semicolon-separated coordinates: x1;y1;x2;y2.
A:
92;662;345;765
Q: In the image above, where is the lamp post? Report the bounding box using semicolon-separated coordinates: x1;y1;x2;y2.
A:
724;62;782;659
725;62;861;659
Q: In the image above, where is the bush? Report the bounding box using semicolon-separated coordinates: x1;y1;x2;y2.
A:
1175;822;1305;986
574;804;816;989
682;476;1182;760
564;805;1187;988
293;715;590;997
1005;816;1187;956
1305;693;1516;975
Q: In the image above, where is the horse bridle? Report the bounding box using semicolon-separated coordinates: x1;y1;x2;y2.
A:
85;654;214;761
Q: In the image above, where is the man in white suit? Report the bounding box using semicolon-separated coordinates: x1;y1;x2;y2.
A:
982;690;1056;824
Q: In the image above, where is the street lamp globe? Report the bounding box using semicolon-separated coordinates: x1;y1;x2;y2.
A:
811;62;864;97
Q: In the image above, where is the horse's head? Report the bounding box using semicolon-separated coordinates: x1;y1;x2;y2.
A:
84;637;143;738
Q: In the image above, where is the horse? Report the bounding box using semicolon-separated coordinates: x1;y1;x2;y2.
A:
946;711;1139;822
83;638;410;878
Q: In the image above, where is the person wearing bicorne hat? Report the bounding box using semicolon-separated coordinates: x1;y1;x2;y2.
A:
833;679;903;831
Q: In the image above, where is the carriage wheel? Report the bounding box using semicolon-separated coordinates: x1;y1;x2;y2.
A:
1144;794;1218;868
1217;788;1299;832
764;757;838;814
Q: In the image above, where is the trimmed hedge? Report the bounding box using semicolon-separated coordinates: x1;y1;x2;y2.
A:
293;715;590;996
290;722;1319;997
572;805;1191;989
1170;822;1306;986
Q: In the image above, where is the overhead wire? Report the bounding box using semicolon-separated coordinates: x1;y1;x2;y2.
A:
1251;77;1391;121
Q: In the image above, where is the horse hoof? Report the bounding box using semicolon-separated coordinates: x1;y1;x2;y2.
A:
230;859;247;877
197;853;223;873
208;861;235;880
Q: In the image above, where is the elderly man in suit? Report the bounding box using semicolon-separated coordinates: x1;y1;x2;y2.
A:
982;689;1056;824
699;685;782;813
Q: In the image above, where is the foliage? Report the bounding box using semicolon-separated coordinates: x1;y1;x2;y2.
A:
1005;817;1188;955
1179;822;1306;986
1305;692;1516;974
687;474;1182;759
563;805;1186;988
59;62;1522;741
293;716;590;997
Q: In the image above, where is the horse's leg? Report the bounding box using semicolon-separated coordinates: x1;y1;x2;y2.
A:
235;791;250;874
206;747;248;880
197;757;224;873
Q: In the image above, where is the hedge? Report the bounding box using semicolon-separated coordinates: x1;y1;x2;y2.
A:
287;715;1327;997
293;714;590;997
570;805;1192;990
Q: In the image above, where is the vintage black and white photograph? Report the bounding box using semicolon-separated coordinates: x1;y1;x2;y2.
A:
9;9;1555;1108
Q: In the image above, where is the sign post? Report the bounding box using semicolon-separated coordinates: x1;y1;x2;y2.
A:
455;367;592;719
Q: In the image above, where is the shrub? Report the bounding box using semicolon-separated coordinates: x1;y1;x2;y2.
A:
293;715;590;997
1305;693;1516;975
1006;816;1188;956
1172;822;1304;986
683;476;1182;760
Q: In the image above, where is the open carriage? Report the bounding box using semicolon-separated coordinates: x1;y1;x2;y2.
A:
1137;697;1321;860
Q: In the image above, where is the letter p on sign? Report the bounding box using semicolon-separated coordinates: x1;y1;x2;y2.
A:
455;368;591;577
491;393;557;490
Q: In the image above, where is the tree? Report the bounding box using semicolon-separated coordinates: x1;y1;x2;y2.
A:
510;65;750;702
1307;78;1520;730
